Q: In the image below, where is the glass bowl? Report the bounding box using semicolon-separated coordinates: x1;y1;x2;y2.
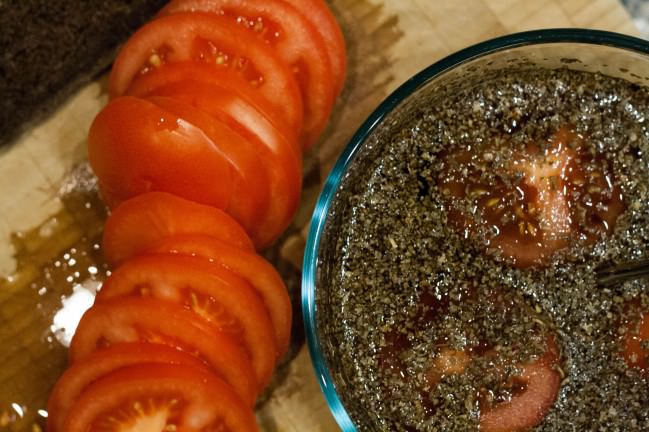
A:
302;28;649;431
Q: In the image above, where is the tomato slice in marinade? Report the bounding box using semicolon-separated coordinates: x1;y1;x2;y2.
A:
479;338;562;432
439;126;625;267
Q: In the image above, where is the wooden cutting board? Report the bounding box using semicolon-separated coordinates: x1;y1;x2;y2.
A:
0;0;638;430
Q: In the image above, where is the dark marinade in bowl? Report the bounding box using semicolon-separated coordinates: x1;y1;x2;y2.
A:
316;68;649;431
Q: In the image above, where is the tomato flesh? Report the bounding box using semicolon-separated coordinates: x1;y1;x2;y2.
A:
69;296;258;406
143;234;293;357
161;0;336;147
146;80;302;247
47;343;209;432
109;12;303;136
96;254;277;389
281;0;347;97
103;192;254;266
64;364;258;432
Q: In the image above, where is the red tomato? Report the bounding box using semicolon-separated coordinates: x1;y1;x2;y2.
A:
96;254;277;389
149;96;270;233
143;234;293;357
64;363;258;432
88;96;233;211
147;80;302;247
47;343;210;432
69;296;258;406
479;338;561;432
281;0;347;97
103;192;254;265
161;0;336;147
623;310;649;372
90;95;270;232
108;12;303;137
126;61;300;151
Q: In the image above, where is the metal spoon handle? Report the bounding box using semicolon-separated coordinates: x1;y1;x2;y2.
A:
596;258;649;287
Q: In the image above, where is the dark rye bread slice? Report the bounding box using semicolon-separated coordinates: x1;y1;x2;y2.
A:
0;0;168;147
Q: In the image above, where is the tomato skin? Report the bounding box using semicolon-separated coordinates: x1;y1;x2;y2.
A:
479;338;561;432
143;234;293;358
96;253;277;389
103;192;254;266
161;0;336;148
88;96;234;211
109;12;303;135
281;0;347;97
126;60;300;151
69;296;258;406
47;343;210;432
425;349;471;386
64;363;258;432
147;80;302;247
480;362;561;432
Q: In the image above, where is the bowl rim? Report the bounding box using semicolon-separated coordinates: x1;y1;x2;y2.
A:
301;27;649;431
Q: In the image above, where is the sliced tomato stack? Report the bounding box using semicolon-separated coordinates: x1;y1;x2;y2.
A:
91;0;346;248
48;1;346;430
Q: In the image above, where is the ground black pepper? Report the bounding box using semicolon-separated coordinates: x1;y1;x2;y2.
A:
317;68;649;431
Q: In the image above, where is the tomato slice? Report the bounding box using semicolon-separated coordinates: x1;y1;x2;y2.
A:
103;192;254;265
440;126;625;267
161;0;335;147
147;80;302;247
148;96;270;233
126;61;300;151
143;234;293;358
47;343;209;432
479;338;561;432
69;296;258;406
64;363;258;432
88;96;234;211
109;12;303;137
96;254;277;389
623;310;649;372
281;0;347;97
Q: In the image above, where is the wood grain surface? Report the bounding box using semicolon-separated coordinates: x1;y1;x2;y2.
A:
0;0;638;430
